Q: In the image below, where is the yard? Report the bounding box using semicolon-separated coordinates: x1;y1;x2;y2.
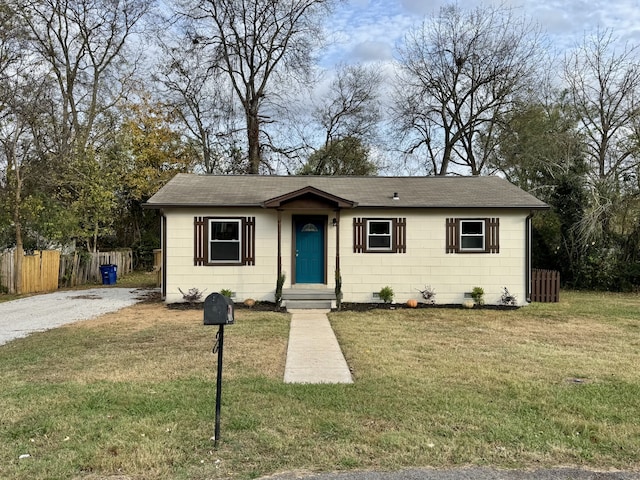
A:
0;291;639;479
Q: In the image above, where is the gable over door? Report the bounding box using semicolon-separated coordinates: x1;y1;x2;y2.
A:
294;216;325;284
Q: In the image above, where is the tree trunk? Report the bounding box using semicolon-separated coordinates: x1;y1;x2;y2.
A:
247;105;261;174
14;227;23;295
13;175;23;295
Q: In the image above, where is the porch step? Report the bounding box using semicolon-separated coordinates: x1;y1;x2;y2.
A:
282;288;335;311
286;300;333;310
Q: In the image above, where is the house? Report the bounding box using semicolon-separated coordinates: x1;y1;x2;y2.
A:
145;174;548;307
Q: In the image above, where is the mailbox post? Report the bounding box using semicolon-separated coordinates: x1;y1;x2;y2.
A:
203;293;234;448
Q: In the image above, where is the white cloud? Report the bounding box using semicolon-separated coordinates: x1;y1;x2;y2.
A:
317;0;640;90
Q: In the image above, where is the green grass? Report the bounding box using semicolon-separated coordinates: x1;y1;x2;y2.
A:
1;291;639;479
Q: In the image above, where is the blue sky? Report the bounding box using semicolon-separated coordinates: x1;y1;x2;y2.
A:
319;0;640;67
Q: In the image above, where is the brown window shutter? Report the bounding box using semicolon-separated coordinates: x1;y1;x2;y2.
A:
487;218;500;253
353;218;364;253
244;217;256;265
194;217;206;265
395;218;407;253
446;218;458;253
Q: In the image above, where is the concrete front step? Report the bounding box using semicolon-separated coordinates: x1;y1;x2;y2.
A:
283;288;336;311
286;300;333;310
282;288;336;301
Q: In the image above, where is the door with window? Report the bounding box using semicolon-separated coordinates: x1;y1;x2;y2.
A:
294;216;325;283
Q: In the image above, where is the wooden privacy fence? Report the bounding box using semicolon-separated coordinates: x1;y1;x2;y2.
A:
0;249;133;293
59;250;133;287
0;250;61;294
531;268;560;303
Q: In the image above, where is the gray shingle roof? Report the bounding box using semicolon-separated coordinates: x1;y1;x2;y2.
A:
145;174;548;209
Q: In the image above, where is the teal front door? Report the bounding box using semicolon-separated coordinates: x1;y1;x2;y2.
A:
295;217;325;283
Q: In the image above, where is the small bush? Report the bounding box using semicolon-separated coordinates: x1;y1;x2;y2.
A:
220;289;233;298
471;287;485;305
379;286;394;304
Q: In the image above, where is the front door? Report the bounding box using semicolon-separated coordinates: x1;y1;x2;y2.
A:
295;217;325;284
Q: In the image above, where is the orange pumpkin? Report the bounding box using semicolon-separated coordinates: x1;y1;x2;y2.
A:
406;299;418;308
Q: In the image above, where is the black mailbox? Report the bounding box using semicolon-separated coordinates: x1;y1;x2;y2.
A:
204;293;234;325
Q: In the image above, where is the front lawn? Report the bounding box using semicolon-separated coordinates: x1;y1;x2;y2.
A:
0;291;639;479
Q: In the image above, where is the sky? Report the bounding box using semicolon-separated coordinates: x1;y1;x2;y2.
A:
318;0;640;67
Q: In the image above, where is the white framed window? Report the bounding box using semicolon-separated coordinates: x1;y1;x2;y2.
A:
366;219;393;251
459;220;485;251
208;218;242;263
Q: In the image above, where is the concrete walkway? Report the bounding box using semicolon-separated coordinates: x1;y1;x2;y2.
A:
284;309;353;384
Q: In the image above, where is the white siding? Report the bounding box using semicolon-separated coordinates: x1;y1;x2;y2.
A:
164;208;280;303
338;209;528;305
163;207;530;306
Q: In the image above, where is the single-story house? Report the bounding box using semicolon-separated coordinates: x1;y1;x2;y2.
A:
145;174;548;307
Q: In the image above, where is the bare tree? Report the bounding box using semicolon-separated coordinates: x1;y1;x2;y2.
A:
180;0;334;174
564;29;640;244
394;3;544;175
313;63;382;148
565;29;640;182
157;36;246;174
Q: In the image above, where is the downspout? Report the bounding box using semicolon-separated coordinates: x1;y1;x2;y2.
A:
335;209;342;309
335;209;341;273
277;209;282;279
161;212;167;299
525;211;534;303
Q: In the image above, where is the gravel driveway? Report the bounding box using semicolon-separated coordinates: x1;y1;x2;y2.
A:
0;287;155;346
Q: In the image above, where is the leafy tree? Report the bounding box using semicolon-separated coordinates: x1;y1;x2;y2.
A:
112;97;199;266
299;136;377;176
12;0;153;251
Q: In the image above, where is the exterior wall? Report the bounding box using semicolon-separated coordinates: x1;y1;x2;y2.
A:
163;206;531;306
337;209;529;306
164;207;280;304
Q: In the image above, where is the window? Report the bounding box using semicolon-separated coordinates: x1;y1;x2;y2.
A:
446;218;499;254
367;220;393;251
353;218;406;253
209;219;241;263
460;220;485;251
194;216;255;266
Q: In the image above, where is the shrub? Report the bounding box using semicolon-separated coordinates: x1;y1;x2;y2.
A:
471;287;485;305
379;286;394;304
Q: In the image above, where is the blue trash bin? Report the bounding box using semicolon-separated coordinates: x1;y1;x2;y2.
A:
100;264;117;285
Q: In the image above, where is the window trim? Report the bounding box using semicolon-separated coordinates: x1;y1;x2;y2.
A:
459;219;486;252
353;217;406;254
207;218;243;265
366;219;394;252
446;217;500;254
194;216;255;266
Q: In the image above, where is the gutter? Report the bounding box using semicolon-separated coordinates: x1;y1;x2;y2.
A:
525;211;535;303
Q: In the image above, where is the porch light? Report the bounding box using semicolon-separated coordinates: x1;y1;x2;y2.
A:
332;218;337;227
393;192;399;200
